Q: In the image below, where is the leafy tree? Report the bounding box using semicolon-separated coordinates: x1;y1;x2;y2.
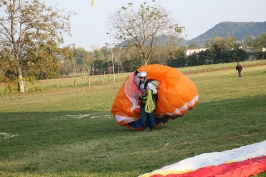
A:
121;56;142;72
109;1;184;65
206;37;240;63
115;46;142;72
22;42;72;80
231;48;247;62
73;47;90;77
74;47;89;66
152;39;179;65
243;35;255;46
206;36;238;51
250;33;266;59
90;47;110;75
252;33;266;51
187;43;200;49
208;44;222;64
187;53;198;66
0;0;73;92
59;58;73;77
166;48;186;67
225;36;239;50
197;50;209;65
255;51;266;59
91;59;111;75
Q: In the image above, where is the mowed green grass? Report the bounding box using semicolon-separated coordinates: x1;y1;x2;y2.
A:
0;60;266;177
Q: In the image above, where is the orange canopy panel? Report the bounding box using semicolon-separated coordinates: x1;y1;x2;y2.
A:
111;64;198;130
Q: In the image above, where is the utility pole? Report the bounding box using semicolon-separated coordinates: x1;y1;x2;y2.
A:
107;0;116;83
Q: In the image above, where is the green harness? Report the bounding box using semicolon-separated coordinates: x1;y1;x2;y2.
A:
138;79;158;113
144;90;156;113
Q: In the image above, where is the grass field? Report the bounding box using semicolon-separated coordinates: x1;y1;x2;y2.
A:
0;60;266;177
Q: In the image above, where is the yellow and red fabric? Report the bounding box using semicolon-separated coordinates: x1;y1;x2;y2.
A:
111;64;198;130
140;140;266;177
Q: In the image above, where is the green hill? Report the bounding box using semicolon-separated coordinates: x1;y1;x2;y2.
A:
183;21;266;46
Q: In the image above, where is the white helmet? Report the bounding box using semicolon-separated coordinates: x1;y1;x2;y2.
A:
138;71;147;78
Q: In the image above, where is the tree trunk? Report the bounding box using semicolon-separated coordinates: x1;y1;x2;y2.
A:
18;65;25;92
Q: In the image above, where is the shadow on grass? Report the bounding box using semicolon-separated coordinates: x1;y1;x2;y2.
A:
0;110;124;155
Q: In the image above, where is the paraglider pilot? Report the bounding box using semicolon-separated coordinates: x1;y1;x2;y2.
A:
134;70;158;131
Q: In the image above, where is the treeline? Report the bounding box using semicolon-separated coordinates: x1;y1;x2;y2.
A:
60;33;266;77
1;34;265;93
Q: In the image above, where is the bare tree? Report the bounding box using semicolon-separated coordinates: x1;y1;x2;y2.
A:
109;1;184;65
0;0;74;92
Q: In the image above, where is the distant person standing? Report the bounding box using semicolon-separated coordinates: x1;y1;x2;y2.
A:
236;62;242;77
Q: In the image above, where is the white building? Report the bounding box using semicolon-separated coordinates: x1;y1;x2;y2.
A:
185;48;208;56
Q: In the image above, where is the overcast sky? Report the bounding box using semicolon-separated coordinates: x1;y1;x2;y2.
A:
44;0;266;51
